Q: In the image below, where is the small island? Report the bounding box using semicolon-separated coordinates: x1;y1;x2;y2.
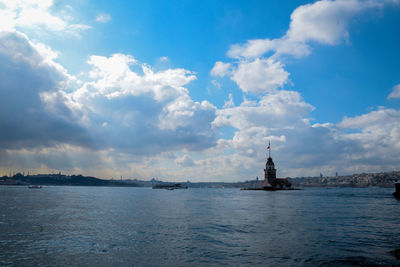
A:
242;143;298;191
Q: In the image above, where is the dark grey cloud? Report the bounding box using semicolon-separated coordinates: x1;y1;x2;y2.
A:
0;32;218;175
84;94;217;155
0;31;90;150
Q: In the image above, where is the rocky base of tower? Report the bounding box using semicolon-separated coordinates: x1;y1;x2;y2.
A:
241;185;302;191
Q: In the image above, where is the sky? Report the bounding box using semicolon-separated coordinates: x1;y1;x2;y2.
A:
0;0;400;181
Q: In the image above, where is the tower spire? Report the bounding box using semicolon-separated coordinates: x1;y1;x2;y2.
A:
269;141;271;158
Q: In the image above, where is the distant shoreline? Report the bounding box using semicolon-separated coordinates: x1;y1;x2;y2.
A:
0;173;139;187
1;170;399;188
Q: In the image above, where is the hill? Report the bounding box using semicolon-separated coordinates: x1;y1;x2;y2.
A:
0;173;139;187
288;171;400;187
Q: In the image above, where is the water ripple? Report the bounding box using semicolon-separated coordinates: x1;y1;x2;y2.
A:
0;186;399;266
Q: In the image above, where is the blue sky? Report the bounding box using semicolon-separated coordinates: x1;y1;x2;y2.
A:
0;0;400;181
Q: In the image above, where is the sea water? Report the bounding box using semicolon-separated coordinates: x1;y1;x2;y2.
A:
0;186;399;266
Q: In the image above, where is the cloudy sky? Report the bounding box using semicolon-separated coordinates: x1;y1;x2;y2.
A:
0;0;400;181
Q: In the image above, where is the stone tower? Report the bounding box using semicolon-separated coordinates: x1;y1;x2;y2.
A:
264;156;277;185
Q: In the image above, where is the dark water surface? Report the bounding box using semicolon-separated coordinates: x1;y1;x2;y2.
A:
0;186;399;266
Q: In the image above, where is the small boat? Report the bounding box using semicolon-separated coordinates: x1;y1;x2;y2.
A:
28;185;42;189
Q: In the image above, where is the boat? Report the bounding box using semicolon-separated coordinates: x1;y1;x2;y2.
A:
152;183;188;190
28;185;42;189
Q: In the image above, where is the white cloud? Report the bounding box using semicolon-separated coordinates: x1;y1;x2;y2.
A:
223;94;234;108
215;0;381;96
0;8;17;31
213;90;314;131
0;0;91;35
80;53;197;102
73;53;217;155
17;8;67;31
337;108;400;165
388;83;400;99
339;108;400;153
95;13;111;23
158;97;216;131
226;0;386;59
0;30;219;177
211;79;221;89
216;0;380;95
210;61;232;77
67;24;92;34
227;37;311;59
202;0;400;179
228;38;275;59
210;91;314;174
230;58;289;94
175;154;196;167
286;0;364;45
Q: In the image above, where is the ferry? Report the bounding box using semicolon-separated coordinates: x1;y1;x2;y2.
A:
28;185;42;189
152;183;188;190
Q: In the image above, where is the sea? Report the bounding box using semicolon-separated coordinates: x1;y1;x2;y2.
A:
0;186;399;266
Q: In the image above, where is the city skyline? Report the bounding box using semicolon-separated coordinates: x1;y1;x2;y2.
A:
0;0;400;181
